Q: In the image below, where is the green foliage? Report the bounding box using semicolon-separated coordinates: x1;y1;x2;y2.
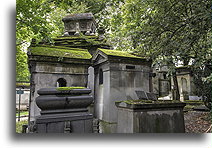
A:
16;46;30;82
16;111;29;117
16;120;28;133
192;63;212;109
16;0;61;81
113;0;211;63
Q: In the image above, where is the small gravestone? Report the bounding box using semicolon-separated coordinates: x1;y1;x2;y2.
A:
135;91;157;100
146;92;157;100
135;91;148;100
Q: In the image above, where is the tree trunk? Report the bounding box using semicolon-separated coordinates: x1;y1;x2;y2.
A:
172;71;180;100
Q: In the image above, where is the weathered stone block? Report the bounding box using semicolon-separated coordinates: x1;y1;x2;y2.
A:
116;101;186;133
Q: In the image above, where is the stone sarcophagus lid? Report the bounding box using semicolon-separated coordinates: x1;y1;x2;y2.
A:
62;13;96;36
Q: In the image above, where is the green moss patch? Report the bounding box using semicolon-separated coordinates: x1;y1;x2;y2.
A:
184;105;195;111
99;48;145;59
184;100;204;105
54;35;107;46
56;87;86;91
29;46;92;59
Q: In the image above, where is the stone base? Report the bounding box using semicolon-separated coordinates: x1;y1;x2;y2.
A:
99;120;117;133
30;109;93;133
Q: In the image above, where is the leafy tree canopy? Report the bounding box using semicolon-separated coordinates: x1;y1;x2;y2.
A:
110;0;211;66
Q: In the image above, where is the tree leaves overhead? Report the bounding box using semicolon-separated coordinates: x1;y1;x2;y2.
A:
16;0;211;90
111;0;211;67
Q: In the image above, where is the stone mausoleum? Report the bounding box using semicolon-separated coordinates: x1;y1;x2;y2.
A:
27;13;185;133
92;48;152;132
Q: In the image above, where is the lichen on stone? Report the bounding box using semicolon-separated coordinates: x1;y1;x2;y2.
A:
98;48;146;59
56;87;86;91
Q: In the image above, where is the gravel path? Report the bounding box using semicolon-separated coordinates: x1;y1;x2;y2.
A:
184;111;211;133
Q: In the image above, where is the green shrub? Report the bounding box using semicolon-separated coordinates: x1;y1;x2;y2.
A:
16;120;28;133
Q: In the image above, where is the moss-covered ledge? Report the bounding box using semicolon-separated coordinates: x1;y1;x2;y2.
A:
96;48;152;65
56;87;85;91
115;100;186;110
28;46;92;60
99;48;146;59
53;35;110;48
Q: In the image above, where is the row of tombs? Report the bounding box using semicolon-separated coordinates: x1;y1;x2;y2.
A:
26;13;187;133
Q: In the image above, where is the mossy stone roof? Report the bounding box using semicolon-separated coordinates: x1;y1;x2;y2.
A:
29;46;92;60
98;48;145;59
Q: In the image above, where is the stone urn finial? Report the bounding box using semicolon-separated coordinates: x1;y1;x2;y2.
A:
62;13;96;36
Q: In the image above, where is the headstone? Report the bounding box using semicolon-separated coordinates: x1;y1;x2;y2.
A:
135;91;157;100
135;91;148;100
146;92;157;100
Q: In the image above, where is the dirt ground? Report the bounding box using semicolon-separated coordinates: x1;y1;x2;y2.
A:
184;111;211;133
